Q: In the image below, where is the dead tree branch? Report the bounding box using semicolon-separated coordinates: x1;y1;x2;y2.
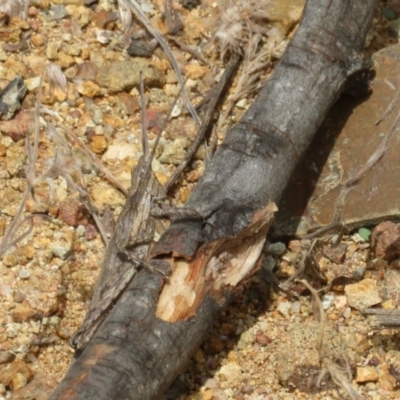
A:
50;0;378;399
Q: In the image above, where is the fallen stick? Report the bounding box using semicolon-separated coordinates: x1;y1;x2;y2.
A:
50;0;378;398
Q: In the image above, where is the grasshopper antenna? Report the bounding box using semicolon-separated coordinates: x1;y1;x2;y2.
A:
138;72;187;165
139;72;149;159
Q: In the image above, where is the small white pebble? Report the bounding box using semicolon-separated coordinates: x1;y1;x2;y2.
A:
15;344;29;354
76;225;86;237
95;29;111;44
95;125;104;135
277;301;291;317
0;284;12;296
331;234;339;244
49;316;60;326
204;378;220;389
18;269;30;280
343;307;352;318
31;322;40;334
59;101;69;111
352;233;364;243
186;78;197;88
322;293;335;310
62;33;72;42
171;103;181;118
85;120;96;129
290;301;301;314
335;295;347;309
236;98;247;109
6;323;19;338
215;68;225;81
93;108;104;125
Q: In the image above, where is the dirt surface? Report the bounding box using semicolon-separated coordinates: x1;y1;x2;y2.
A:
0;1;400;399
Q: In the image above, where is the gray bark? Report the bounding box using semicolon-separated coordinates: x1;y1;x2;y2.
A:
50;0;378;399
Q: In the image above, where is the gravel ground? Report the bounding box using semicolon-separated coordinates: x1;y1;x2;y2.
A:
0;1;399;399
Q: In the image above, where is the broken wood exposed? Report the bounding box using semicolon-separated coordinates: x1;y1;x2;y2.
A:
49;0;378;399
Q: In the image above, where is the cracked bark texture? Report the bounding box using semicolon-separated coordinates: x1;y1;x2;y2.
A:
50;0;378;399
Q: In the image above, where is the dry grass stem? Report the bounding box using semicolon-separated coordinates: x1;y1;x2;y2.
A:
165;53;241;192
283;238;319;286
300;279;361;399
40;122;110;245
209;0;271;60
207;1;292;136
0;66;45;257
216;50;271;131
122;0;201;124
322;359;363;400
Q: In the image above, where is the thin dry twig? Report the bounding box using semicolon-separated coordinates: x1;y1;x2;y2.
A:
321;358;363;400
214;45;272;133
283;239;319;286
299;280;327;353
169;37;209;66
300;280;362;400
163;0;183;34
122;0;201;125
0;68;45;258
0;216;33;255
39;122;110;245
164;53;241;193
364;308;400;327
